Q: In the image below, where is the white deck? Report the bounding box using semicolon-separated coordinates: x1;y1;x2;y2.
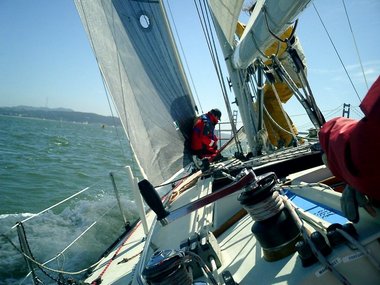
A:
86;167;380;285
216;211;380;285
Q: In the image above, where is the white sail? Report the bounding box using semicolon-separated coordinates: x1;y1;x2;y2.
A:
74;0;197;186
208;0;244;46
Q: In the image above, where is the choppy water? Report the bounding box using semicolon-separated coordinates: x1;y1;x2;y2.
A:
0;116;142;285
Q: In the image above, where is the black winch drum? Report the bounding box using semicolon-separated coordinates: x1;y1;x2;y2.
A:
238;173;301;261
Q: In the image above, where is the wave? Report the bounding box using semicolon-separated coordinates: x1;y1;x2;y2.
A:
0;115;139;284
0;194;139;285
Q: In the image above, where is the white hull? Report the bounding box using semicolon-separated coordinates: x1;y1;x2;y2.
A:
84;157;380;285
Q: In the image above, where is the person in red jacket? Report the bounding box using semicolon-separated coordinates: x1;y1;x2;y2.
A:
191;109;221;162
319;76;380;221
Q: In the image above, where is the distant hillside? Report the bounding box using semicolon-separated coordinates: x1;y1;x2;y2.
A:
0;106;121;125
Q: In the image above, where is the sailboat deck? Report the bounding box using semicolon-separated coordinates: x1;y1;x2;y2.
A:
84;167;380;285
210;207;380;285
142;176;215;253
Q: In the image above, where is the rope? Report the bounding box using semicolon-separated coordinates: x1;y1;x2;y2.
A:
186;251;218;285
5;225;101;276
249;30;271;59
244;191;285;221
92;220;142;283
263;5;299;45
269;81;298;138
10;223;97;285
5;189;130;283
335;228;380;271
282;196;352;285
263;105;296;138
271;55;322;129
194;0;242;152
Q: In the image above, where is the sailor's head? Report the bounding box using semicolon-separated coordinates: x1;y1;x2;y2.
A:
209;108;221;121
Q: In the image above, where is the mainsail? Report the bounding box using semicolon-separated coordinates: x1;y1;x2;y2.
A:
74;0;197;186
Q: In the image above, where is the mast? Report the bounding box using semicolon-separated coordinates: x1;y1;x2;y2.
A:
207;0;258;154
212;20;259;154
207;0;318;155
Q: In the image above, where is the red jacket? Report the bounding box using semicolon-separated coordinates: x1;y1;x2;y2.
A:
191;112;219;159
319;76;380;201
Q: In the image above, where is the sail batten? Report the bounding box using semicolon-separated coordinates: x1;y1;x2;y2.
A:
75;0;197;186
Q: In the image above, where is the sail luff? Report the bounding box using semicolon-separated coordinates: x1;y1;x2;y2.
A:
74;0;150;181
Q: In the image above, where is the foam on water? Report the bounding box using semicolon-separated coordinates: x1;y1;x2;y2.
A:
1;192;139;285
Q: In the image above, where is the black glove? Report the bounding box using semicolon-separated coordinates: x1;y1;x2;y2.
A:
340;185;376;223
213;152;224;162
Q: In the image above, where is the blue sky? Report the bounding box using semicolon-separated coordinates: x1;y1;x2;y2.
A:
0;0;379;131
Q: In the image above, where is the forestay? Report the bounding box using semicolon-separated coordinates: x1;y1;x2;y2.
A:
74;0;197;186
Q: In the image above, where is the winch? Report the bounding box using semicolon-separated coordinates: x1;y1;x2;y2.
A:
179;230;222;279
238;172;301;261
143;230;221;285
142;249;193;285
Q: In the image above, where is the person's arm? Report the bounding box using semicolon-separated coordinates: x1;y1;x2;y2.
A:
200;122;216;148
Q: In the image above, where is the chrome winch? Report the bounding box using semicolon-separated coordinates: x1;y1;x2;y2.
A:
142;249;193;285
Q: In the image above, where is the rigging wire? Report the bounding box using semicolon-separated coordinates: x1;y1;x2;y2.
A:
341;0;369;91
350;106;365;118
5;187;127;283
322;104;344;119
312;3;362;103
194;0;243;153
194;0;223;88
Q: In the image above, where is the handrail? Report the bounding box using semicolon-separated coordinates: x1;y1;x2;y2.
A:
216;120;243;149
12;186;91;229
2;165;140;284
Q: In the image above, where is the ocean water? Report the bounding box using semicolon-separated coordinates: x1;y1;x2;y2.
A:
0;116;142;285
